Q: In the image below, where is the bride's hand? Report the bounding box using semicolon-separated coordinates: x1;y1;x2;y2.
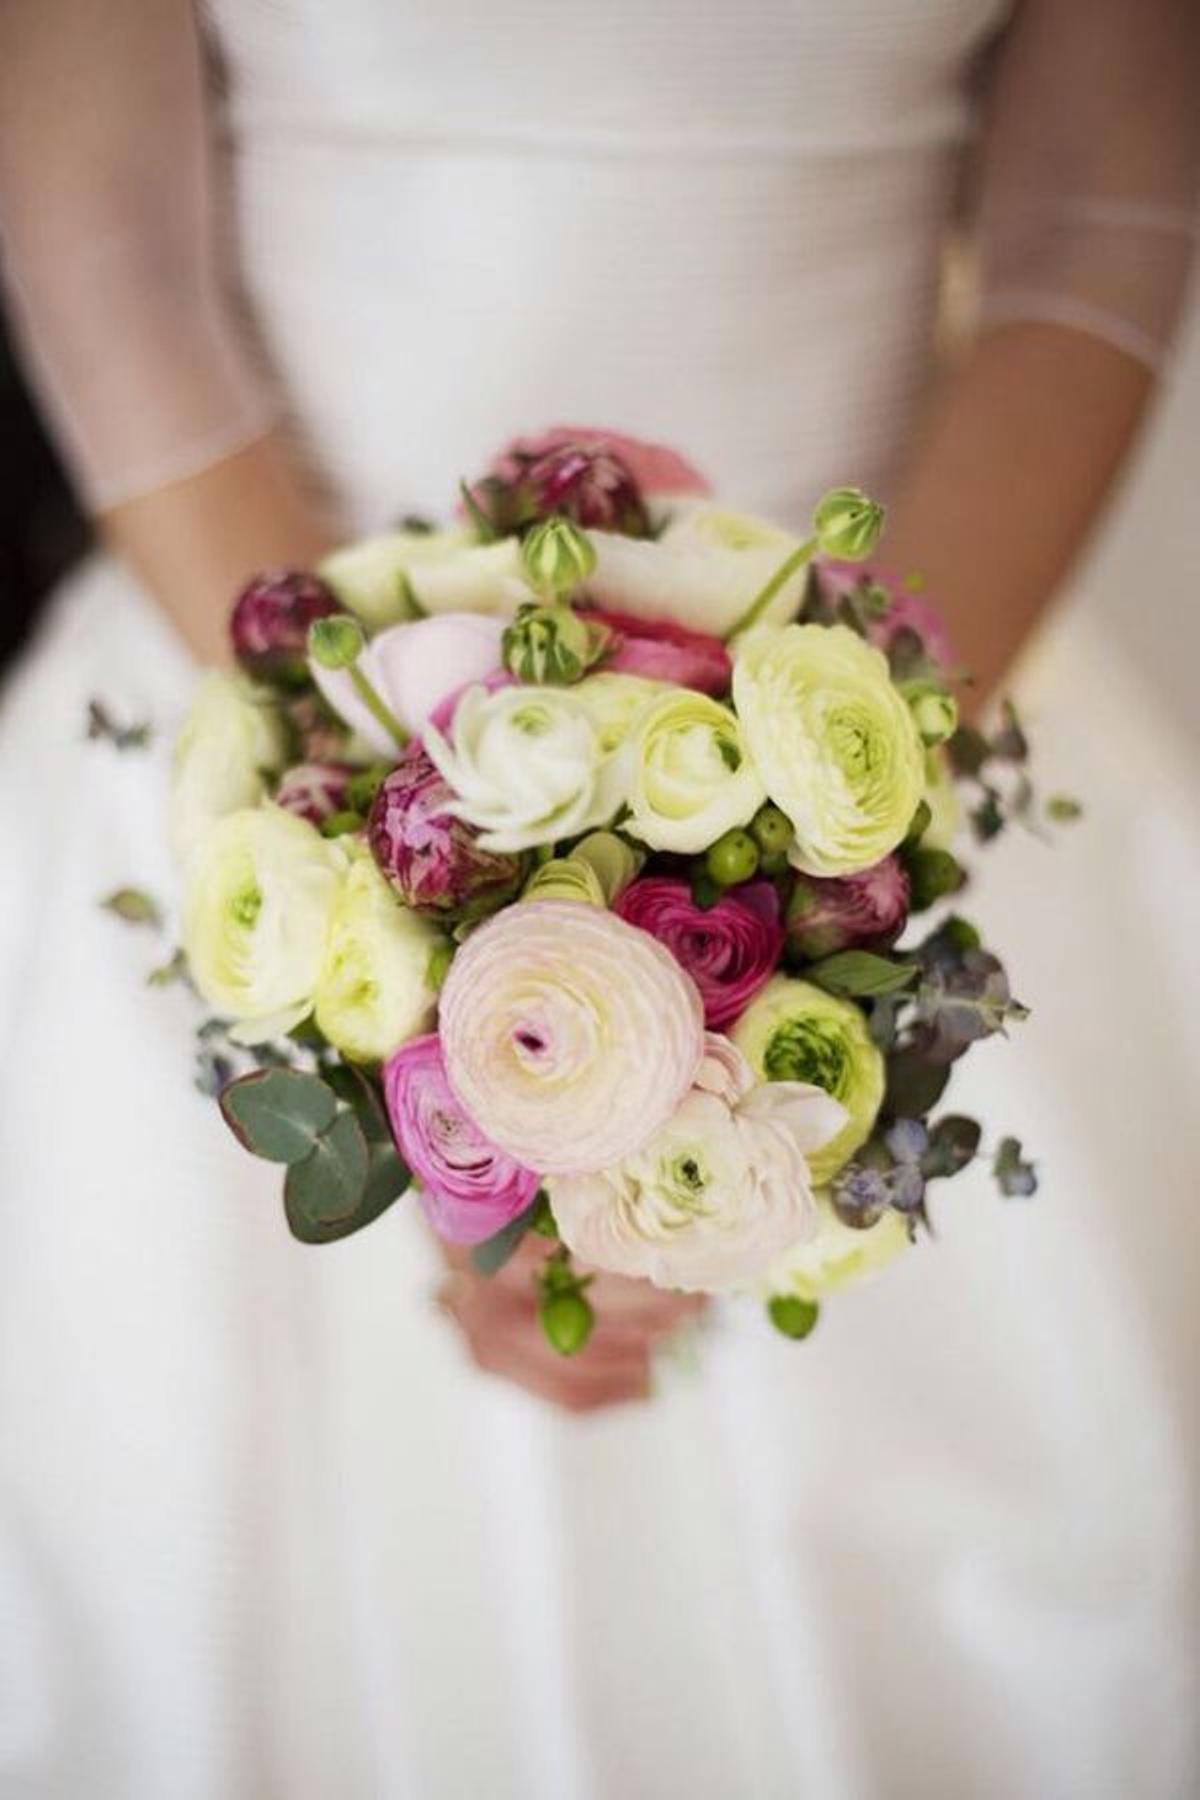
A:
437;1237;707;1413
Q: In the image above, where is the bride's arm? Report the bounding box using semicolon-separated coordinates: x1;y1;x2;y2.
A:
0;0;335;662
884;0;1199;706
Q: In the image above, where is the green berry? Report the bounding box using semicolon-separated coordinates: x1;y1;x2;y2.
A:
705;828;760;888
757;847;790;877
540;1290;595;1356
751;803;793;857
767;1295;820;1340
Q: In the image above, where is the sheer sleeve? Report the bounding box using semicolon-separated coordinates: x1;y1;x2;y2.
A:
0;0;276;512
976;0;1200;369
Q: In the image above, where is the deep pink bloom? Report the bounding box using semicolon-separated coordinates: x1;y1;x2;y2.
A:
786;856;910;961
468;425;712;538
367;740;524;915
818;559;956;671
585;608;732;696
383;1034;540;1246
508;426;712;499
229;569;340;687
614;877;784;1029
274;761;355;826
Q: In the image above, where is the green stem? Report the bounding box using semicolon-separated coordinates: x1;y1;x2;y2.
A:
349;663;409;750
723;534;818;642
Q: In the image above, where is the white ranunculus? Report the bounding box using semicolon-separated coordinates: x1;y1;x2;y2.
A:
320;528;533;629
626;688;765;853
182;806;343;1042
169;672;287;870
311;612;505;754
548;1034;846;1293
314;850;446;1062
763;1192;910;1301
584;505;808;638
423;683;622;854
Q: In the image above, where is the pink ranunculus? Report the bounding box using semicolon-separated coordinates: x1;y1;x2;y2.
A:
614;878;784;1029
786;855;910;961
382;1034;540;1246
819;559;956;671
583;608;732;696
274;760;355;826
230;569;340;687
367;740;525;915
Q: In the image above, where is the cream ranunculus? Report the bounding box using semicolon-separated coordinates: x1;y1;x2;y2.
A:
584;505;809;638
733;623;926;876
423;683;626;854
572;670;664;752
314;849;446;1062
626;688;765;854
169;672;287;869
763;1191;909;1301
731;975;884;1184
549;1034;846;1293
182;806;342;1042
319;528;533;629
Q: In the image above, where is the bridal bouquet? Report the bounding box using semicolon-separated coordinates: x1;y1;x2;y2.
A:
165;426;1053;1352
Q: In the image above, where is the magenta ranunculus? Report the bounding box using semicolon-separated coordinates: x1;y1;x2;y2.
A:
274;760;355;826
382;1033;540;1246
786;855;911;961
367;740;524;915
613;877;784;1029
584;607;732;696
229;569;340;687
469;425;713;538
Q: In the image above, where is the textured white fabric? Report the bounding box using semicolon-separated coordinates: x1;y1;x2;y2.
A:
1;5;1199;1797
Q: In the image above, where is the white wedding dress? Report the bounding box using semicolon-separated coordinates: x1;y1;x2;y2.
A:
1;4;1198;1797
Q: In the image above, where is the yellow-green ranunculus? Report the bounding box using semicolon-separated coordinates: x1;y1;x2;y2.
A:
731;975;884;1183
732;623;925;876
169;672;286;869
182;806;341;1042
314;849;445;1062
522;831;644;906
626;689;765;854
319;528;532;628
764;1192;909;1300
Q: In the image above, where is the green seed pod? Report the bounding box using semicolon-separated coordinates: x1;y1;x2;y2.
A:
705;828;761;888
502;601;594;685
308;613;366;671
520;516;598;599
811;487;886;562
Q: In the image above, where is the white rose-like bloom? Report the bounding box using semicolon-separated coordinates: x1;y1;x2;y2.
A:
626;688;765;853
169;672;286;870
320;528;533;629
763;1192;909;1301
314;850;445;1063
182;806;342;1043
549;1034;846;1293
585;505;807;638
311;612;505;754
438;901;706;1176
733;623;926;876
422;683;624;854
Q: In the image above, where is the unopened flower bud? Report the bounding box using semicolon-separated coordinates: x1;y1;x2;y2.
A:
901;680;958;747
502;601;596;685
812;487;886;562
229;570;340;688
520;516;597;598
308;613;366;671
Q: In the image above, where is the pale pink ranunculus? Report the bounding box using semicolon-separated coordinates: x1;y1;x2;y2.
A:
548;1033;846;1293
312;613;506;754
583;608;731;696
382;1033;540;1246
438;900;705;1176
614;877;783;1028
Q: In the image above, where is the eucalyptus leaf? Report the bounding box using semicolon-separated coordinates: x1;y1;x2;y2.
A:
285;1138;409;1245
807;951;917;999
470;1196;545;1276
100;886;162;928
323;1061;392;1143
220;1068;339;1163
884;1048;951;1120
283;1109;369;1234
1046;794;1083;824
947;725;991;779
921;1114;982;1180
994;1136;1038;1199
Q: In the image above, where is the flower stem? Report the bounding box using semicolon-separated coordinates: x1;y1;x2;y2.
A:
349;663;408;750
724;534;818;642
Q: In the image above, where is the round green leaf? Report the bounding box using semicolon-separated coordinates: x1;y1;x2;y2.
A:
219;1069;338;1163
284;1109;369;1232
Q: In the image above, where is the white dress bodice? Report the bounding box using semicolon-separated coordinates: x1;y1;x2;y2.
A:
206;0;1004;526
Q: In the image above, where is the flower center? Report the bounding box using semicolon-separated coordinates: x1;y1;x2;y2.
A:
763;1019;849;1098
230;883;263;929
